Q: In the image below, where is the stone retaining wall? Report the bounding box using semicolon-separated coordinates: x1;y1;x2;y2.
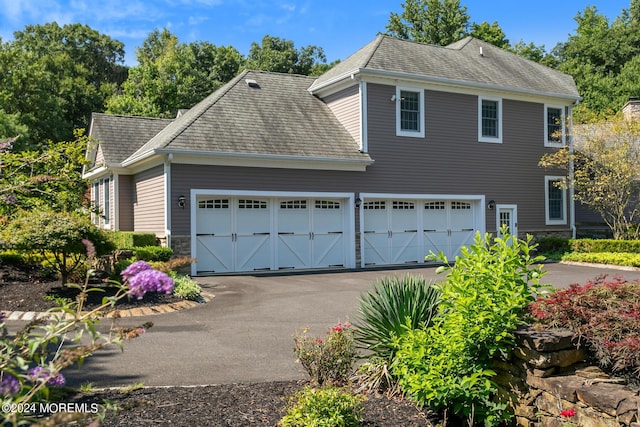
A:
495;327;640;426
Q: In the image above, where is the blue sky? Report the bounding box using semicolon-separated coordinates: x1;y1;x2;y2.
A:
0;0;633;65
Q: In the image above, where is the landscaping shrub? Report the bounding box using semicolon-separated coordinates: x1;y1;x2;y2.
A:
133;246;173;262
108;231;158;249
535;237;570;256
0;241;170;426
529;275;640;384
391;230;546;425
169;271;202;301
293;323;356;386
569;238;640;253
561;251;640;267
279;386;365;427
0;251;25;266
353;274;440;363
0;211;114;284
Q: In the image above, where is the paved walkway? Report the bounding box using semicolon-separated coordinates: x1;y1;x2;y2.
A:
4;262;640;388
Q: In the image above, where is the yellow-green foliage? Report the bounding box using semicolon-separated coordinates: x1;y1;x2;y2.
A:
562;252;640;267
280;386;365;427
392;230;546;425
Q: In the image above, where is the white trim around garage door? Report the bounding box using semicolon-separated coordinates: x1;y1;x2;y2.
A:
190;189;356;275
359;193;486;268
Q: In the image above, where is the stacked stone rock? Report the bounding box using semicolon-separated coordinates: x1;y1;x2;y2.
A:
494;327;640;427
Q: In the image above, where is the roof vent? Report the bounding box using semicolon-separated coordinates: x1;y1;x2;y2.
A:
479;46;484;57
246;79;260;88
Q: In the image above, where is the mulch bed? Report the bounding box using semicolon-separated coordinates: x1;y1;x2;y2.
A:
62;381;435;427
2;261;439;426
0;261;181;313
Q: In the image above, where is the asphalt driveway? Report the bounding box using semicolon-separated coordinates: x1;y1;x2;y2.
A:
48;262;640;388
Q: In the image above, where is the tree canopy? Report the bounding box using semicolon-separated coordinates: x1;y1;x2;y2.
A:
107;29;243;118
540;116;640;239
0;23;125;150
386;0;470;45
554;1;640;121
245;35;329;76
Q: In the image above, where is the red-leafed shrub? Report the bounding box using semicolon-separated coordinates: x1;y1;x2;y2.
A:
529;275;640;384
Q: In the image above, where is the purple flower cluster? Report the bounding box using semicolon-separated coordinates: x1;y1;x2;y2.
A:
1;193;17;205
121;261;174;300
0;372;20;396
27;366;65;387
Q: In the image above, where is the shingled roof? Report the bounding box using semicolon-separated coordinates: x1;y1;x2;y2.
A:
88;113;173;166
309;35;579;100
124;70;372;167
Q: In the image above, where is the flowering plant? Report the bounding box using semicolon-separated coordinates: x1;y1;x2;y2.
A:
1;240;173;426
293;322;356;386
560;407;577;426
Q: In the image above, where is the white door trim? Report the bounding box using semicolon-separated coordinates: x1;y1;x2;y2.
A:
496;204;518;238
190;189;355;275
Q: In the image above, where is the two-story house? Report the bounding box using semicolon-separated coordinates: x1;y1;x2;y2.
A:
83;35;580;275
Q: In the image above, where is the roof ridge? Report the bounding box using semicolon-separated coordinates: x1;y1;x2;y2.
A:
361;34;386;68
136;70;252;154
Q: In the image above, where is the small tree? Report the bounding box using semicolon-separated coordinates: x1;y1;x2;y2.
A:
0;130;92;218
540;116;640;239
0;211;114;283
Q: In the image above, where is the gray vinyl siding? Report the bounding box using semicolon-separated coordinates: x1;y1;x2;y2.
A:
133;166;165;235
324;85;360;146
171;84;569;236
118;175;134;231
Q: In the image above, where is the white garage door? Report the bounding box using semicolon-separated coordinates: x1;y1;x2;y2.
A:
195;198;271;274
194;194;350;274
362;197;480;267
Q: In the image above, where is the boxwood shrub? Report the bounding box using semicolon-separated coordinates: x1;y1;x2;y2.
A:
133;246;173;262
108;231;158;249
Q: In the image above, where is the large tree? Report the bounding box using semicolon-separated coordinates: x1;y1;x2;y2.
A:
553;1;640;121
386;0;470;45
0;23;125;149
245;35;328;76
107;29;243;118
540;116;640;240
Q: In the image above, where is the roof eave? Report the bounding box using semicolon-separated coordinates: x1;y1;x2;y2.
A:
309;68;364;95
359;68;582;102
157;148;374;172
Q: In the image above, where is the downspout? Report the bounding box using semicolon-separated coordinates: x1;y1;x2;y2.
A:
568;105;576;239
164;154;173;248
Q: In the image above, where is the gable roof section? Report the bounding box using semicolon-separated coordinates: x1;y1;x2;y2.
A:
123;70;372;170
88;113;173;167
310;35;579;101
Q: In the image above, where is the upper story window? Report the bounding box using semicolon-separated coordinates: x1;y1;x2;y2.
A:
545;105;565;146
478;96;502;143
396;86;425;138
545;176;567;225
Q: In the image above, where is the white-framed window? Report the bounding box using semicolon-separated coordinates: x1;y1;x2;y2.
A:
396;86;425;138
478;96;502;143
92;182;100;225
545;105;565;147
545;176;567;225
102;177;110;226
